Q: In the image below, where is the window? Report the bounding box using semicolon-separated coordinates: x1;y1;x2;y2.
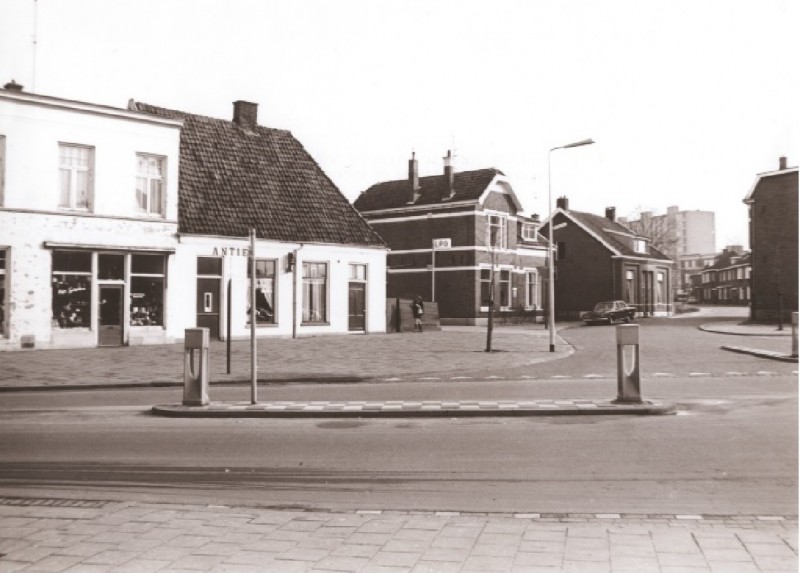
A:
136;154;165;216
302;262;327;323
130;254;165;326
0;135;5;206
522;223;538;241
633;239;647;254
499;270;510;309
247;259;276;325
0;249;6;336
480;268;492;308
98;254;124;280
556;242;567;261
525;271;540;308
487;214;507;248
59;144;93;210
52;251;92;329
197;257;222;276
349;263;367;281
625;269;636;303
656;272;666;304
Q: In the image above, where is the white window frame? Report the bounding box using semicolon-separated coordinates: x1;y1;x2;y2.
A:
247;258;277;326
487;214;507;249
633;239;647;254
136;153;166;216
59;143;94;211
498;269;511;310
525;270;540;309
522;223;538;241
302;261;328;324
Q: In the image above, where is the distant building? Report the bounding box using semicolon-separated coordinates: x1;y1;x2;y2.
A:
354;152;548;325
743;156;798;322
695;246;751;305
621;206;716;296
541;198;674;319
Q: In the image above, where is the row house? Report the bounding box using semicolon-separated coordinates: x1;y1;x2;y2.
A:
743;156;798;322
541;198;674;319
354;153;548;325
694;246;751;305
0;82;387;350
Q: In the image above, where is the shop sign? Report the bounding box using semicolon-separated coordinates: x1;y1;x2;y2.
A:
211;247;250;257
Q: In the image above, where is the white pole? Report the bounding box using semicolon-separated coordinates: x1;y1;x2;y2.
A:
547;149;556;353
249;228;257;404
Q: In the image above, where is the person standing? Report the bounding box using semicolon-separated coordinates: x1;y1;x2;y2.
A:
411;296;425;332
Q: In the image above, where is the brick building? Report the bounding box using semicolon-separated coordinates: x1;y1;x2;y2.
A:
354;153;548;325
743;156;798;322
695;246;751;305
541;198;674;319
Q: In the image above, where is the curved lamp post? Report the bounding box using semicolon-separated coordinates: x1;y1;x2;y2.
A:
547;138;595;352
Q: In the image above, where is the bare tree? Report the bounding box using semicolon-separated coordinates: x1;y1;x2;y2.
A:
623;207;678;258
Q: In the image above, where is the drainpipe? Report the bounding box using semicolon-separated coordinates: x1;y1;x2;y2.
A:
292;244;304;339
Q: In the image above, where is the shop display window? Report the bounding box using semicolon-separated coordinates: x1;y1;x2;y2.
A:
247;259;276;325
52;251;92;329
130;254;165;327
98;253;124;280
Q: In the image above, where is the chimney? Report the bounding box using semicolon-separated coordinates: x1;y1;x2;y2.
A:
443;150;455;199
556;196;569;210
408;152;420;203
779;156;787;170
605;207;616;222
3;80;23;92
233;100;258;127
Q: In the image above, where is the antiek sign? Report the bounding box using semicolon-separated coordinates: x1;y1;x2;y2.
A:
211;247;250;257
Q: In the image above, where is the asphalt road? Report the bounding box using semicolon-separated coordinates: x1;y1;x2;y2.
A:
0;314;796;518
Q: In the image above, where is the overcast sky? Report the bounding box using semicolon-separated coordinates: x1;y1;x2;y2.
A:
1;0;796;249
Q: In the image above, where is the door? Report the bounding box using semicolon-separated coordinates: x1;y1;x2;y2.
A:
642;271;654;317
196;278;221;338
98;285;123;347
348;282;366;331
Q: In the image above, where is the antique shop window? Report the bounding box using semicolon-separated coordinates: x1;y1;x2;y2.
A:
52;251;92;329
130;254;165;326
0;249;6;336
59;144;93;210
302;262;327;323
136;154;165;216
247;259;276;325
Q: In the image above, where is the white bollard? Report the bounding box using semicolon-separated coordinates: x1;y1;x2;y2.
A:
614;324;642;404
183;328;210;406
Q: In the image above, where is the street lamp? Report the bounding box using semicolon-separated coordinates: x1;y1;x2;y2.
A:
547;138;595;352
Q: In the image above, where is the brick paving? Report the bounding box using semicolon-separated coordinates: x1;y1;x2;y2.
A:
0;499;795;573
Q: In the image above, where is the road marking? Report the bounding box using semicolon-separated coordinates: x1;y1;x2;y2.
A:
652;372;674;377
384;377;402;381
486;375;504;379
419;377;440;380
551;375;569;379
596;513;621;519
726;372;745;376
450;376;472;380
514;513;541;519
520;375;535;379
757;371;774;376
757;516;785;521
584;374;603;378
676;514;703;520
689;373;710;377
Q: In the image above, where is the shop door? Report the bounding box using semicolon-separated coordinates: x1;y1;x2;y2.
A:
348;283;366;331
98;285;124;347
196;278;220;339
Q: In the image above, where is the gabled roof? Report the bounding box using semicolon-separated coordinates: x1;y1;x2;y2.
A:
705;250;751;271
354;168;505;212
548;208;672;262
129;101;385;247
743;166;799;204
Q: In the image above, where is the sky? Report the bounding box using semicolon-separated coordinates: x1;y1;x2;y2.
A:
1;0;796;250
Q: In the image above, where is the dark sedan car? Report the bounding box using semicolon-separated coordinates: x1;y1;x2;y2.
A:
581;300;636;325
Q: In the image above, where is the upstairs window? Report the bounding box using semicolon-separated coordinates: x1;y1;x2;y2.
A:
487;214;507;249
633;239;647;254
556;242;567;261
136;154;165;216
522;223;538;241
59;144;93;210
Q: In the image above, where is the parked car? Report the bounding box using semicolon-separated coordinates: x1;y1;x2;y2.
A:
686;296;698;304
581;300;636;325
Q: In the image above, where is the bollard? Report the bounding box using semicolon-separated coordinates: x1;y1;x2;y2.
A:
183;328;210;406
614;324;642;404
792;312;798;358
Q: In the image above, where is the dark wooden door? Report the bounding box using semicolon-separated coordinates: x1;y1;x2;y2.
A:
196;278;221;339
348;283;366;331
98;285;123;347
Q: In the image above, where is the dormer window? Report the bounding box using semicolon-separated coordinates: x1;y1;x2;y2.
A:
633;239;647;254
522;223;538;241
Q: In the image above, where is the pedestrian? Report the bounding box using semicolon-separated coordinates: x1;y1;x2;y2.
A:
411;296;425;332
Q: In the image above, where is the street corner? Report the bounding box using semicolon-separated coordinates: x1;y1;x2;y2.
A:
721;345;798;363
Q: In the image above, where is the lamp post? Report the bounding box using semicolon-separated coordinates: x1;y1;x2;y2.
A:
547;138;595;352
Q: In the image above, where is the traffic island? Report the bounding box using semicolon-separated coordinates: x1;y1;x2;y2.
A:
152;399;676;418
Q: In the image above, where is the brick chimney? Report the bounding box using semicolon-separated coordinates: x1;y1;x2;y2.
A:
779;156;787;170
408;152;420;204
233;100;258;127
3;80;23;92
556;196;569;210
605;207;616;222
443;150;455;199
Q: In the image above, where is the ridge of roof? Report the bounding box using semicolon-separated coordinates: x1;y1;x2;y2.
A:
131;100;386;247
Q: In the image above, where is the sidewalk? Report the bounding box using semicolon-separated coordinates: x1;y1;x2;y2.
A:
700;322;798;363
0;497;796;573
0;327;571;392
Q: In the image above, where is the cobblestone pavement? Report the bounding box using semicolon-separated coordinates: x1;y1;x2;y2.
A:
0;327;571;390
0;498;796;573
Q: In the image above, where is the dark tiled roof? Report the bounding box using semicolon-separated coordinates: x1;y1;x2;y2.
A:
130;102;385;247
707;250;751;270
566;210;672;261
354;169;503;212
